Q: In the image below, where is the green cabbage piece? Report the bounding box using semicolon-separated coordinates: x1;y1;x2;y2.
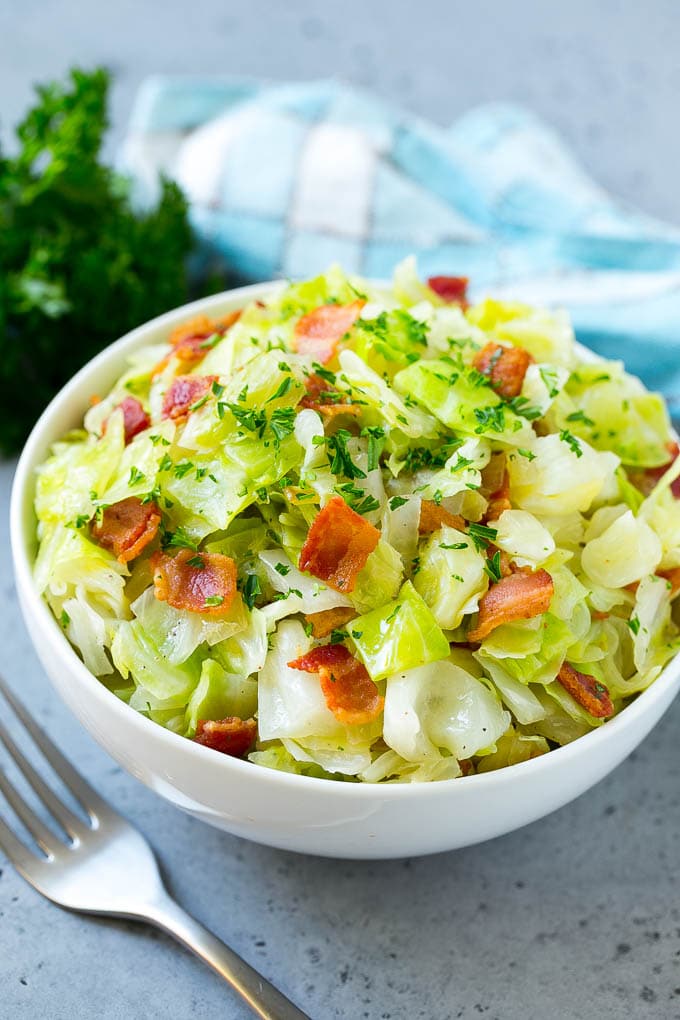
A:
560;361;672;468
413;524;488;629
383;660;510;760
185;658;258;737
349;581;450;681
393;358;535;446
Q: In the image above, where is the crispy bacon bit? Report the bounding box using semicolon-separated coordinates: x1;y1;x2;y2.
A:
630;441;680;499
300;373;362;418
485;471;512;522
304;606;358;639
557;662;614;719
418;500;465;535
473;341;533;400
468;569;554;642
91;497;161;564
194;717;257;757
117;396;150;444
152;548;237;615
427;275;468;305
288;644;383;725
459;759;474;776
591;610;610;621
299;496;380;593
293;300;364;364
168;310;241;347
156;311;242;376
89;394;102;407
161;375;218;422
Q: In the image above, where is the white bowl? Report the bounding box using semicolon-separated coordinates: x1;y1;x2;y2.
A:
10;282;680;859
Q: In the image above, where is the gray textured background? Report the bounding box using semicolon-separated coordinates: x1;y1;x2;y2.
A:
3;2;680;1018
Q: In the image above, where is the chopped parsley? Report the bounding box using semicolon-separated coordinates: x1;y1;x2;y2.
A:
204;595;224;608
539;366;560;398
566;410;595;427
240;573;262;610
559;429;583;458
266;376;293;403
128;466;145;486
468;522;498;552
389;495;409;511
483;550;503;583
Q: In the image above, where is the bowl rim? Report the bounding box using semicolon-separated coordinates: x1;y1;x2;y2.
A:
10;279;680;799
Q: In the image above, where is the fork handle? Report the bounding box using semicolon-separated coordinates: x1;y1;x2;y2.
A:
143;893;311;1019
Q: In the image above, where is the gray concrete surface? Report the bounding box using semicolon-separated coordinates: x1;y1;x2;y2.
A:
3;2;680;1018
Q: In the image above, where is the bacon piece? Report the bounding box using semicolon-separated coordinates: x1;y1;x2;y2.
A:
194;717;257;757
168;310;241;347
118;396;150;444
300;374;362;418
304;606;358;639
473;341;532;400
91;496;161;564
288;644;383;725
468;569;554;642
427;275;468;305
591;610;610;621
298;496;380;593
485;470;512;522
557;662;614;719
418;500;465;535
161;375;218;422
156;311;242;376
293;300;364;364
151;548;238;615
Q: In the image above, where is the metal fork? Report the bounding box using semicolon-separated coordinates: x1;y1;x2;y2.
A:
0;674;310;1020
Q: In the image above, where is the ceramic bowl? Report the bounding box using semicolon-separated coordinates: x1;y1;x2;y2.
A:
10;282;680;859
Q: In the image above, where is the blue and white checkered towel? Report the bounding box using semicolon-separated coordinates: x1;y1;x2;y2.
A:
122;77;680;408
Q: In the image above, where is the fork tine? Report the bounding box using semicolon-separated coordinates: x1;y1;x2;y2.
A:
0;675;111;821
0;813;38;873
0;768;63;857
0;716;87;841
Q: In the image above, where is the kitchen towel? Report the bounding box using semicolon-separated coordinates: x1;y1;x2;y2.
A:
122;77;680;407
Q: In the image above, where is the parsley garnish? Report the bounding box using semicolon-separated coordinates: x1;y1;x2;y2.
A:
566;410;595;427
389;496;409;511
186;555;205;569
128;466;145;486
627;616;641;635
173;460;194;478
162;526;198;552
559;429;583;458
240;574;262;610
539;366;560;398
361;426;385;472
204;595;224;608
506;396;542;421
60;609;70;629
517;448;537;461
266;377;293;403
275;562;291;576
484;550;503;583
474;405;506;434
326;429;366;480
468;522;498;552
